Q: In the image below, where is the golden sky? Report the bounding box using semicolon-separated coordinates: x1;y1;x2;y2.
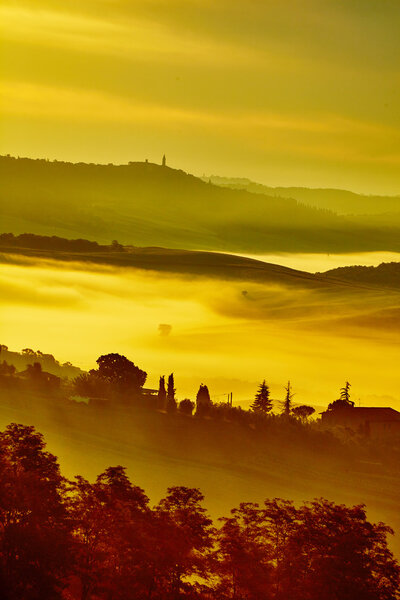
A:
1;0;399;193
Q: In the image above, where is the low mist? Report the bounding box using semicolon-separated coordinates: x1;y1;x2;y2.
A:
1;255;399;409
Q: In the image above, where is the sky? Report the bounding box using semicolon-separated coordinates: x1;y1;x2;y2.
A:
1;0;399;193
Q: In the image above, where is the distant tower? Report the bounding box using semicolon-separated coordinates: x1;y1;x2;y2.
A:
162;154;166;167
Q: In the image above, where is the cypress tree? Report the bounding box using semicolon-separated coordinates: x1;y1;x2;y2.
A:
167;373;177;413
157;375;167;409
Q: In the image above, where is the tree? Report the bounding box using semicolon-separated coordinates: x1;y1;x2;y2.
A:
195;384;212;416
111;239;123;251
166;373;177;413
179;399;195;416
155;487;214;598
0;424;72;599
340;381;352;403
328;381;355;411
216;497;400;600
292;405;315;422
282;381;294;416
26;361;43;379
0;360;16;376
95;353;147;392
71;465;151;600
21;348;36;357
250;380;273;414
73;371;112;399
216;502;273;599
157;375;167;410
284;499;400;600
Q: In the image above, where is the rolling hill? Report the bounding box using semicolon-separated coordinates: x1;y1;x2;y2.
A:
1;155;400;253
0;232;380;290
205;175;400;217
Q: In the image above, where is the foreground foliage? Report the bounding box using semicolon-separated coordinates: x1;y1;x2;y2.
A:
0;424;399;600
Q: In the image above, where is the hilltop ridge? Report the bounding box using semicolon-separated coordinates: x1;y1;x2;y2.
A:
1;155;400;253
205;174;400;217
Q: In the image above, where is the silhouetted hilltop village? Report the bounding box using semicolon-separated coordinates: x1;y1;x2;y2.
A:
2;154;400;253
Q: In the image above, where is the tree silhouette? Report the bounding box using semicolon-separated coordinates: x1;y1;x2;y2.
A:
155;487;214;597
179;399;195;415
0;424;72;599
0;424;399;600
167;373;177;413
0;360;16;376
292;404;315;421
195;384;212;416
250;380;272;414
95;353;147;392
340;381;351;403
157;375;167;410
328;381;355;411
282;381;294;416
217;497;400;600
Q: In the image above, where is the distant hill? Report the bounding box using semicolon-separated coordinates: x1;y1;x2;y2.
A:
0;232;337;289
1;155;400;253
205;175;400;217
0;345;83;379
321;262;400;289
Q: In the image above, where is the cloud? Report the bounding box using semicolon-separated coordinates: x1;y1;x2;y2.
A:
0;3;260;67
1;0;400;192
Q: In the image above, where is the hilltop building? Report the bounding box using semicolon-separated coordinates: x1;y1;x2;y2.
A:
321;406;400;438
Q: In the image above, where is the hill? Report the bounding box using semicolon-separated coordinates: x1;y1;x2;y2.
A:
0;345;83;379
205;175;400;217
0;232;378;290
1;155;400;253
321;262;400;289
1;374;400;558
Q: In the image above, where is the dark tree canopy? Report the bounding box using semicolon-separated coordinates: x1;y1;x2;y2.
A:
0;424;72;600
196;384;211;406
95;353;147;390
179;398;195;416
195;384;212;417
292;404;315;421
0;424;399;600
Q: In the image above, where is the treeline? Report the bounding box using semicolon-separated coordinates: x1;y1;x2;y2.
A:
0;345;83;380
0;351;355;429
321;262;400;288
0;423;399;600
66;354;319;424
0;233;124;253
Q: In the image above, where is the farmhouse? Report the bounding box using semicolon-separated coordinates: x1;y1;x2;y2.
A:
321;406;400;438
